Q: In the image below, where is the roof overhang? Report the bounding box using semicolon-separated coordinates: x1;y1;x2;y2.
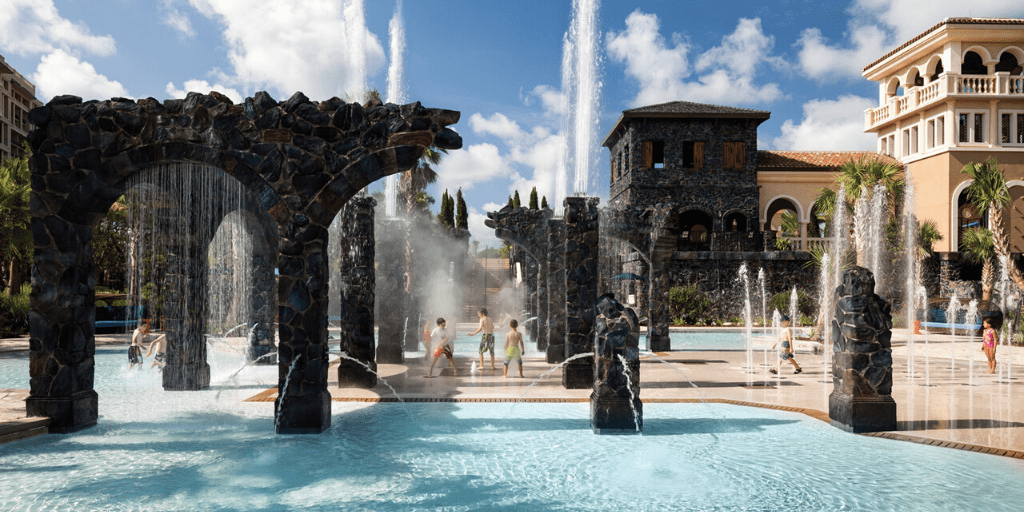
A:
602;110;771;147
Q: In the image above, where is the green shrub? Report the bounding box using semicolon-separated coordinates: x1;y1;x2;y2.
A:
769;289;815;319
0;283;31;336
669;285;710;325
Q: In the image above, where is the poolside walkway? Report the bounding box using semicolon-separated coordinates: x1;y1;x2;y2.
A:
3;328;1023;458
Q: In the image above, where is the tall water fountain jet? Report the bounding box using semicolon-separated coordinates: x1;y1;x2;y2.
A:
823;185;849;377
946;292;961;371
789;286;799;330
902;168;919;378
559;0;602;206
966;299;979;387
342;0;369;97
384;0;406;218
739;263;754;384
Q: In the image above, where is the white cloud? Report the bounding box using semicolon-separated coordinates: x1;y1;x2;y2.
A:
531;85;567;116
606;11;785;106
470;113;523;140
772;94;876;151
468;206;501;249
0;0;116;57
162;1;196;37
186;0;385;100
798;0;1022;82
32;50;129;102
436;143;513;192
465;113;565;204
166;79;243;104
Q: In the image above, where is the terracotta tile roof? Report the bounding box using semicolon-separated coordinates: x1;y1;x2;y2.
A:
623;101;770;117
864;17;1024;73
757;151;901;170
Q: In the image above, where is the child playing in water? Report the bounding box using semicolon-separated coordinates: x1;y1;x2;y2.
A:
144;329;168;369
982;317;998;374
427;317;457;377
422;321;433;362
129;321;148;369
769;315;802;374
503;319;525;378
468;307;496;370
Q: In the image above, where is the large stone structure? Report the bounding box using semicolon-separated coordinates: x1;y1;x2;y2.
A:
563;197;599;389
546;219;566;363
591;293;642;434
336;196;377;388
26;91;460;433
829;266;897;433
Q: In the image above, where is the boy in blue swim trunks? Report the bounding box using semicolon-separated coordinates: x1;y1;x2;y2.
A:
468;308;496;370
769;315;802;374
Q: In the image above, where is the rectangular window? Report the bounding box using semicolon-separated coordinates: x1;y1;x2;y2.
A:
642;141;664;168
974;113;984;143
937;115;944;145
1003;114;1011;144
927;120;935;149
958;111;987;144
911;126;918;154
902;128;911;156
959;113;969;143
723;141;746;169
1019;114;1024;144
887;135;895;156
880;137;887;155
996;110;1024;146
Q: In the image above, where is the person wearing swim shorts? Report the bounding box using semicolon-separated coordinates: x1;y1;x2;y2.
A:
503;319;525;378
144;329;168;369
982;317;998;374
468;307;496;370
129;321;148;369
427;317;457;378
769;316;801;374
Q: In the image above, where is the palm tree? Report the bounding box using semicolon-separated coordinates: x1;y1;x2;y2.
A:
962;158;1024;294
399;147;444;216
0;147;31;295
960;227;996;301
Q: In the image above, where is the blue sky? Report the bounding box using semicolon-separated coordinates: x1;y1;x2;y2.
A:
2;0;1022;248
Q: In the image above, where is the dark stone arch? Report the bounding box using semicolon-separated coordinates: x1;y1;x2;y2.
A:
676;208;713;250
26;92;461;434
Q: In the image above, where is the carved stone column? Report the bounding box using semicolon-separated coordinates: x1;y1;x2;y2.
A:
375;218;405;364
563;197;598;388
247;227;277;365
829;266;897;433
526;257;539;344
275;215;331;434
547;219;566;363
337;197;377;388
591;294;642;434
646;248;672;352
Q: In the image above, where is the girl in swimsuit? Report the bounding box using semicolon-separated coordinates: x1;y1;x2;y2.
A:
982;318;998;374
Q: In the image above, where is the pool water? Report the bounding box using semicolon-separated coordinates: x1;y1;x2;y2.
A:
2;347;1023;511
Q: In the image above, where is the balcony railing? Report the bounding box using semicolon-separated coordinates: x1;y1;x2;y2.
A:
865;72;1024;130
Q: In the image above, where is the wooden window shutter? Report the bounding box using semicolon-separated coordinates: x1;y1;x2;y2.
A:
642;141;653;168
693;142;705;169
724;142;745;169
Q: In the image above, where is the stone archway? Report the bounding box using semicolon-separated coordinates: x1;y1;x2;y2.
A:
26;91;461;433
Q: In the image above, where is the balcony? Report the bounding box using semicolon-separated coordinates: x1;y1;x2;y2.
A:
865;73;1024;130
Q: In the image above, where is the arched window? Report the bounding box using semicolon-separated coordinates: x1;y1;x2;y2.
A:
930;60;944;82
724;212;746;232
677;210;713;249
962;51;987;75
909;69;923;87
996;52;1023;75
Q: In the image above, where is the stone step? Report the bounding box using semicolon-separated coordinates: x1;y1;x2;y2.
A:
0;417;50;445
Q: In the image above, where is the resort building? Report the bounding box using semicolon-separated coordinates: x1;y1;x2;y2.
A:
863;17;1024;254
0;54;42;161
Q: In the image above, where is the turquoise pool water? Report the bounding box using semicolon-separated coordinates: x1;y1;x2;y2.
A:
2;347;1023;511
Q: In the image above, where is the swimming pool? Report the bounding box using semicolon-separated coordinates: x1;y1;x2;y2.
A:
2;347;1022;511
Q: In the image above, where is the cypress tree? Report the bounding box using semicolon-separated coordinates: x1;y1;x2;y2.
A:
541;196;548;209
507;196;513;208
437;190;449;226
456;188;468;230
529;187;539;210
513;190;521;208
443;189;455;228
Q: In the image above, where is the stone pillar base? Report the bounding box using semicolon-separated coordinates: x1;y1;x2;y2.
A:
562;359;593;389
337;360;378;388
275;390;332;434
829;392;897;433
25;390;98;433
647;334;670;352
546;344;566;364
162;363;211;390
248;344;277;365
376;345;404;364
591;392;642;434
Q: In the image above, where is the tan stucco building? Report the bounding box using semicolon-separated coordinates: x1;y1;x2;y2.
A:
863;17;1024;253
0;54;42;161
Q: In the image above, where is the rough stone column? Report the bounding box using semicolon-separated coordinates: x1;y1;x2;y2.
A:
829;266;897;433
247;236;277;364
162;234;211;390
546;219;566;363
526;257;539;344
375;219;405;364
536;240;549;351
25;218;98;433
275;216;331;434
563;197;599;388
646;249;672;352
337;197;378;388
592;294;642;434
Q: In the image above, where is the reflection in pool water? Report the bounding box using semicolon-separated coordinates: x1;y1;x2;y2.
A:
1;347;1022;511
